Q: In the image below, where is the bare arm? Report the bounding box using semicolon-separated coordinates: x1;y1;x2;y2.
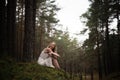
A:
44;48;60;57
52;52;60;57
44;48;52;56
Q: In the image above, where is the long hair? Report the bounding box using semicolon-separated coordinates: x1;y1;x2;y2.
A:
47;42;57;52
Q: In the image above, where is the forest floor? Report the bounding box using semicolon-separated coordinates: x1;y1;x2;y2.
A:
0;57;120;80
0;57;77;80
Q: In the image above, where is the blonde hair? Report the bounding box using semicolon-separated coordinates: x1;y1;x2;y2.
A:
47;41;57;52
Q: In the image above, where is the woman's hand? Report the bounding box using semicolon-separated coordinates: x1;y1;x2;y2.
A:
44;48;52;56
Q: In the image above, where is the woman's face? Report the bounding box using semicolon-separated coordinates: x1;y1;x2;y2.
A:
49;43;55;49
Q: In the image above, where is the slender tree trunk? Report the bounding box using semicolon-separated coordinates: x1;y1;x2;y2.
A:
90;68;93;80
7;0;17;57
38;21;43;59
20;0;24;61
16;2;21;61
96;32;102;80
102;41;108;76
33;0;36;60
100;22;107;76
16;1;20;61
84;68;87;80
105;18;112;74
97;47;102;80
0;0;7;55
104;0;112;74
116;0;120;72
23;0;35;62
116;0;120;35
79;72;82;80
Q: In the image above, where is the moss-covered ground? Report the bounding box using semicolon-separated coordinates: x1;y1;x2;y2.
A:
0;57;120;80
0;58;71;80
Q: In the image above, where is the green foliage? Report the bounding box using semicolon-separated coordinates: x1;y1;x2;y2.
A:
0;58;14;80
80;0;120;78
0;58;71;80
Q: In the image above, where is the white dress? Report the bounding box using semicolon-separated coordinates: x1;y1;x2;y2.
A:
37;49;54;68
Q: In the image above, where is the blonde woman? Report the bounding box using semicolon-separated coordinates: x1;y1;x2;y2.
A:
38;42;60;69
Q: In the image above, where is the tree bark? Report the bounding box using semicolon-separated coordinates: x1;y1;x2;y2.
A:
23;0;35;62
116;0;120;72
90;68;93;80
7;0;17;57
96;30;102;80
33;0;36;60
84;68;87;80
20;0;24;61
0;0;7;55
105;18;112;74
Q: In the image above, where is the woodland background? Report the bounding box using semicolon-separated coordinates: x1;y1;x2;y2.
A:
0;0;120;80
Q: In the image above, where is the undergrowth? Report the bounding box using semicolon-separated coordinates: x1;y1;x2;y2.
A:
0;58;70;80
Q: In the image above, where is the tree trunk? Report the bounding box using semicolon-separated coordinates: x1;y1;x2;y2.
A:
97;47;102;80
79;72;82;80
90;68;93;80
23;0;35;62
96;31;102;80
33;0;36;60
104;0;112;74
84;68;87;80
7;0;17;57
116;0;120;35
116;0;120;72
16;1;20;61
0;0;7;55
105;18;112;74
20;0;24;61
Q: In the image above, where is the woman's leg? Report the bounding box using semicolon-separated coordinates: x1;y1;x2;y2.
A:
52;58;60;69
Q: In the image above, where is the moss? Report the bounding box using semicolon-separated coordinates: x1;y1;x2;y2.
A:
0;58;15;80
0;59;71;80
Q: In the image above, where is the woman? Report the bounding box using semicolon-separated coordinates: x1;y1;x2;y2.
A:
37;42;60;69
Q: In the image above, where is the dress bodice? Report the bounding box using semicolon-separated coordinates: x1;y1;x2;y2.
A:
40;49;49;59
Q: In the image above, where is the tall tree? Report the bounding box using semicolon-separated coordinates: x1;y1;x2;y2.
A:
33;0;36;60
23;0;35;62
7;0;17;57
0;0;7;55
81;0;120;79
15;0;25;61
